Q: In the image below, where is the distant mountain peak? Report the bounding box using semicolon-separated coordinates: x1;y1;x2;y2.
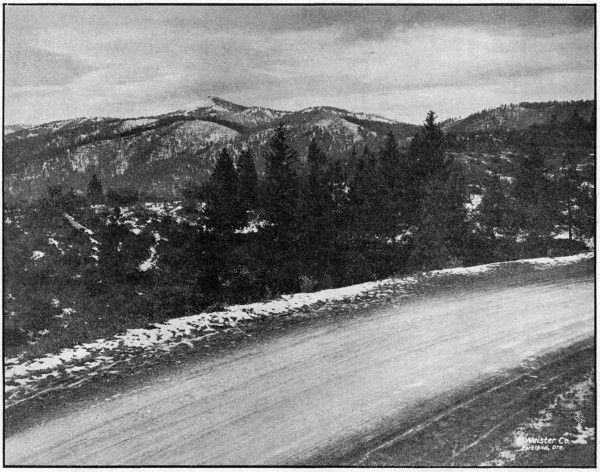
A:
297;105;399;125
178;96;248;115
207;96;248;110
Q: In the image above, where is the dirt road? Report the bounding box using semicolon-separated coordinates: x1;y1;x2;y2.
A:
5;272;594;465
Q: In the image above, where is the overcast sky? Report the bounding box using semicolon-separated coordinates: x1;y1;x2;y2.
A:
4;5;595;125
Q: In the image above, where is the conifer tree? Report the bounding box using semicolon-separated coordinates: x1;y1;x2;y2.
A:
407;111;450;182
572;180;595;241
513;137;558;242
347;146;386;241
304;138;329;220
376;132;406;238
556;164;580;242
408;164;470;270
477;173;517;240
258;125;303;290
299;138;337;278
204;148;245;235
237;149;258;210
402;111;452;225
514;141;546;201
262;124;300;232
346;144;359;177
378;132;402;190
87;174;104;203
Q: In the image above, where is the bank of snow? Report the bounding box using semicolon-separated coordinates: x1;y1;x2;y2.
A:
4;252;593;407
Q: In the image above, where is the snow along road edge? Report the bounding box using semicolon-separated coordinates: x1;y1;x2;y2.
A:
4;252;594;408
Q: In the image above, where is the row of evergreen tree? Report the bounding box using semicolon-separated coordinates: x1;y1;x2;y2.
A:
176;111;591;297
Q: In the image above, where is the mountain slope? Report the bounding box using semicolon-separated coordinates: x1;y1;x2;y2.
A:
3;97;594;202
3;97;419;201
441;100;594;134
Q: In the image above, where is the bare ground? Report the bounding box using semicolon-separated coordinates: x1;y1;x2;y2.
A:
330;342;594;466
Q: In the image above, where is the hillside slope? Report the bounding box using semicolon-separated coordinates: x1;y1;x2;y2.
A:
4;98;594;202
441;100;594;134
3;97;419;201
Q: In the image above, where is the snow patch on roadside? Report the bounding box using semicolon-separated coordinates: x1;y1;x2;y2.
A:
4;252;594;406
483;372;595;466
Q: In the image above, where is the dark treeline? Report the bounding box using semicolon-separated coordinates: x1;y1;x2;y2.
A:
4;112;594;353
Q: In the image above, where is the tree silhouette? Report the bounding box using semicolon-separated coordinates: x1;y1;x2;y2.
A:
87;174;104;203
204;148;245;235
237;149;258;210
262;124;300;232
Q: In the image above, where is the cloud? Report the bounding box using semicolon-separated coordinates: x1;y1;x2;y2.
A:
3;5;594;125
5;47;94;87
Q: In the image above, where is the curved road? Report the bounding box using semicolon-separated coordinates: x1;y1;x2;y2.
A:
5;273;594;465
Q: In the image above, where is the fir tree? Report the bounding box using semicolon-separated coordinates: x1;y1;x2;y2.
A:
262;124;300;232
402;111;452;226
204;148;245;235
556;164;580;242
304;138;329;220
87;174;104;203
237;149;258;210
407;111;450;182
299;138;335;278
346;144;359;177
513;141;546;201
258;125;303;290
376;132;407;238
513;137;558;242
347;146;387;241
378;132;402;190
477;173;517;240
408;164;470;270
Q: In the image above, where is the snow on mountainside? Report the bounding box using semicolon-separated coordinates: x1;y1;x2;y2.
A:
174;96;291;129
441;100;594;133
4;97;592;202
299;106;399;125
118;118;158;132
4;124;32;135
67;120;240;176
4;96;418;201
177;96;225;114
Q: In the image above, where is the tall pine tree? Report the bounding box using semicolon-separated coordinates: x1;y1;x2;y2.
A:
259;125;302;291
407;111;449;182
402;111;452;226
513;137;558;244
409;164;470;270
376;132;406;239
262;124;301;232
237;149;258;211
304;137;329;221
204;148;245;235
87;174;104;203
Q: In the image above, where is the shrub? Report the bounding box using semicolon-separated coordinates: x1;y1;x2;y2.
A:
299;275;318;292
106;187;139;206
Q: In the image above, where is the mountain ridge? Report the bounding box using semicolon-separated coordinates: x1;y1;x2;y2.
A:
3;97;594;202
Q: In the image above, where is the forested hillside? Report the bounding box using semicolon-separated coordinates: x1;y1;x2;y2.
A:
3;97;419;202
3;101;595;359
